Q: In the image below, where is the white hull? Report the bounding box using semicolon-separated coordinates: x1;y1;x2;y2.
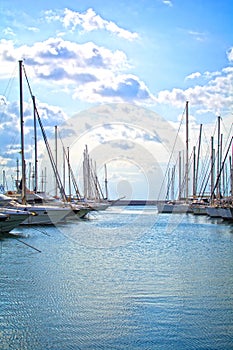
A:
0;194;94;223
0;209;30;233
20;206;71;225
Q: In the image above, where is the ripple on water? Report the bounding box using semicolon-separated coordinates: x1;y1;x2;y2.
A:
0;207;233;349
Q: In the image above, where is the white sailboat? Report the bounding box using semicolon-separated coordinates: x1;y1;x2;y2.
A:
9;60;72;225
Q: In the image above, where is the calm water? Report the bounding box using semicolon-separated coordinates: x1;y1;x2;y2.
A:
1;206;233;350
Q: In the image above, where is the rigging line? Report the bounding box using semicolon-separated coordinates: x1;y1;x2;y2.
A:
212;117;218;140
22;64;67;202
58;130;82;199
198;156;211;198
35;106;67;201
157;104;186;200
222;122;233;154
0;63;17;100
221;118;232;139
198;143;211;189
90;162;104;199
170;154;180;200
210;136;233;198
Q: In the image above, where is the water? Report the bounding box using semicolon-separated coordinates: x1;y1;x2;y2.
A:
1;206;233;350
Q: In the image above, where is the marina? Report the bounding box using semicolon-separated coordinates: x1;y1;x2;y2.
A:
0;6;232;349
1;206;233;349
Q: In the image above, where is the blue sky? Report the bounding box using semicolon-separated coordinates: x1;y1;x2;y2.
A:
0;0;232;199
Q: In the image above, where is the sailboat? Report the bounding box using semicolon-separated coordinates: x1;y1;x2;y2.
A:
157;101;192;214
2;60;72;225
20;62;94;220
206;130;233;219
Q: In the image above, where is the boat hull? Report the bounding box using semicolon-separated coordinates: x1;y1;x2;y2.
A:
157;202;192;214
192;205;207;215
206;207;222;218
20;206;71;225
0;210;30;233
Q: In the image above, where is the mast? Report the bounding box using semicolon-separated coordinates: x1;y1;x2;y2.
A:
228;156;231;196
32;95;38;193
19;60;26;204
185;101;189;202
216;116;221;198
166;168;170;200
16;158;19;190
231;143;233;199
220;133;223;197
28;162;32;191
210;136;215;202
178;151;182;200
211;136;233;199
171;165;175;201
104;164;108;200
83;146;87;199
195;124;202;195
63;148;66;194
55;125;58;197
3;170;6;191
193;146;196;198
67;147;71;201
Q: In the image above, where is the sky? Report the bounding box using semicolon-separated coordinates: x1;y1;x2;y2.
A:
0;0;232;200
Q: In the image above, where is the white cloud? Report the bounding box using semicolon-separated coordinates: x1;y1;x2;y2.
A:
72;73;155;104
0;37;232;116
188;30;206;42
0;38;154;105
157;67;233;115
2;27;16;36
203;70;221;79
45;8;139;41
185;72;201;80
0;37;129;77
163;1;173;7
27;27;39;33
156;45;233;116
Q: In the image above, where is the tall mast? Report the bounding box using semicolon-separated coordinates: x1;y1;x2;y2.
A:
104;164;108;200
55;125;58;197
195;124;202;195
67;147;71;201
178;151;182;200
220;133;223;197
63;148;66;194
231;142;233;199
216;116;221;198
19;60;26;204
171;165;175;201
185;101;189;202
193;146;196;198
210;136;215;202
16;158;19;190
32;95;38;193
